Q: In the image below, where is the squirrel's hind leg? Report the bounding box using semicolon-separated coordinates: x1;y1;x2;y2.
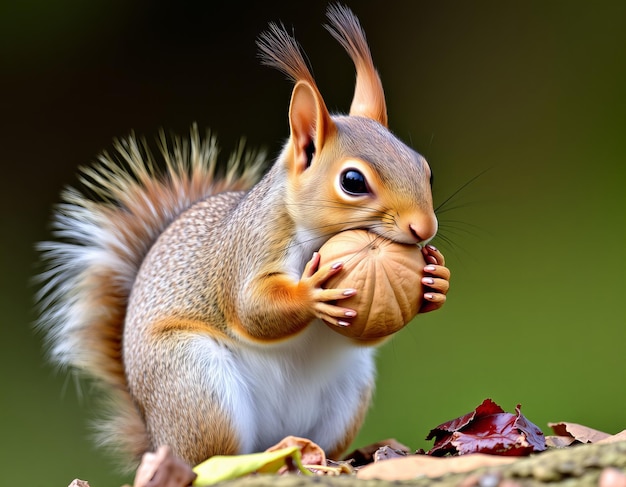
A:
125;318;256;466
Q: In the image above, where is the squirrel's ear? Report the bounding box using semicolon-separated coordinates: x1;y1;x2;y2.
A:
288;80;336;174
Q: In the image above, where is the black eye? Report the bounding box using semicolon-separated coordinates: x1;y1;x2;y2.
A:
340;169;369;195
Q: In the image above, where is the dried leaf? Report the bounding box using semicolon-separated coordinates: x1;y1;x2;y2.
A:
343;438;411;466
427;399;545;456
192;446;311;486
325;459;355;475
548;422;612;444
429;398;505;436
545;435;577;448
265;435;326;468
357;454;516;480
373;445;408;462
598;430;626;444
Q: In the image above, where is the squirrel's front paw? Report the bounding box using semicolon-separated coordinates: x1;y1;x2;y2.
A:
420;244;450;313
301;252;357;327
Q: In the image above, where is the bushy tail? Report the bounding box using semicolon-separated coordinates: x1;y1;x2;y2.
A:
36;124;266;467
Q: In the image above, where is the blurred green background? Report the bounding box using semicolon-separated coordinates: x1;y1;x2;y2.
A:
1;1;624;485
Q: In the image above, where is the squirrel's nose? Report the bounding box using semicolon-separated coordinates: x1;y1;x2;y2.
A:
409;216;438;245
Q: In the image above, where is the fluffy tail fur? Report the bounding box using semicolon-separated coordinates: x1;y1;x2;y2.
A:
36;124;266;465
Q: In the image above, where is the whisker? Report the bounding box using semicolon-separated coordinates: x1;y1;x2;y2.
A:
279;219;398;257
434;167;492;214
431;231;468;260
435;197;493;215
286;202;377;212
438;219;484;230
437;221;486;239
437;226;481;241
435;203;473;215
286;200;394;218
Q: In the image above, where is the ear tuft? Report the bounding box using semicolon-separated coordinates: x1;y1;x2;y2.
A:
257;22;315;85
325;4;388;127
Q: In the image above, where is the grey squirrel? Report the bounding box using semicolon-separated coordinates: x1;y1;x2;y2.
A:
37;4;450;468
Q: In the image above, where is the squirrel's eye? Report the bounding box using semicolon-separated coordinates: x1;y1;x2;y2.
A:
340;169;369;195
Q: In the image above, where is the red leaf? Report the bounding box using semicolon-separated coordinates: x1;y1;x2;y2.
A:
426;399;545;456
426;399;504;438
513;404;546;452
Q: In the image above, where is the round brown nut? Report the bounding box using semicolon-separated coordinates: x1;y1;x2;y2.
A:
318;230;425;341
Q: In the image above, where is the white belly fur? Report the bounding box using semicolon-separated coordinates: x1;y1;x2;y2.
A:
189;319;376;454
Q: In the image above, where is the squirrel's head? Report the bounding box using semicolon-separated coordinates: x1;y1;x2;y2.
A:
258;4;437;246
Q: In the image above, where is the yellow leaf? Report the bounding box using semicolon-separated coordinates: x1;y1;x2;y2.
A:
192;446;312;485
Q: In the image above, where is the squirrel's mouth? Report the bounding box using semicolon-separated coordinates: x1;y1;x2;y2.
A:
352;227;422;248
365;218;438;246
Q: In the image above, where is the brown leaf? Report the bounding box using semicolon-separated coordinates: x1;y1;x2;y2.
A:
373;445;408;462
597;430;626;445
325;459;355;475
545;435;577;448
265;436;326;472
356;454;516;480
343;438;411;466
548;422;611;444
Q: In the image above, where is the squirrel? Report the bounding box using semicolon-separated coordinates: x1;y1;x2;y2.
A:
37;4;450;469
